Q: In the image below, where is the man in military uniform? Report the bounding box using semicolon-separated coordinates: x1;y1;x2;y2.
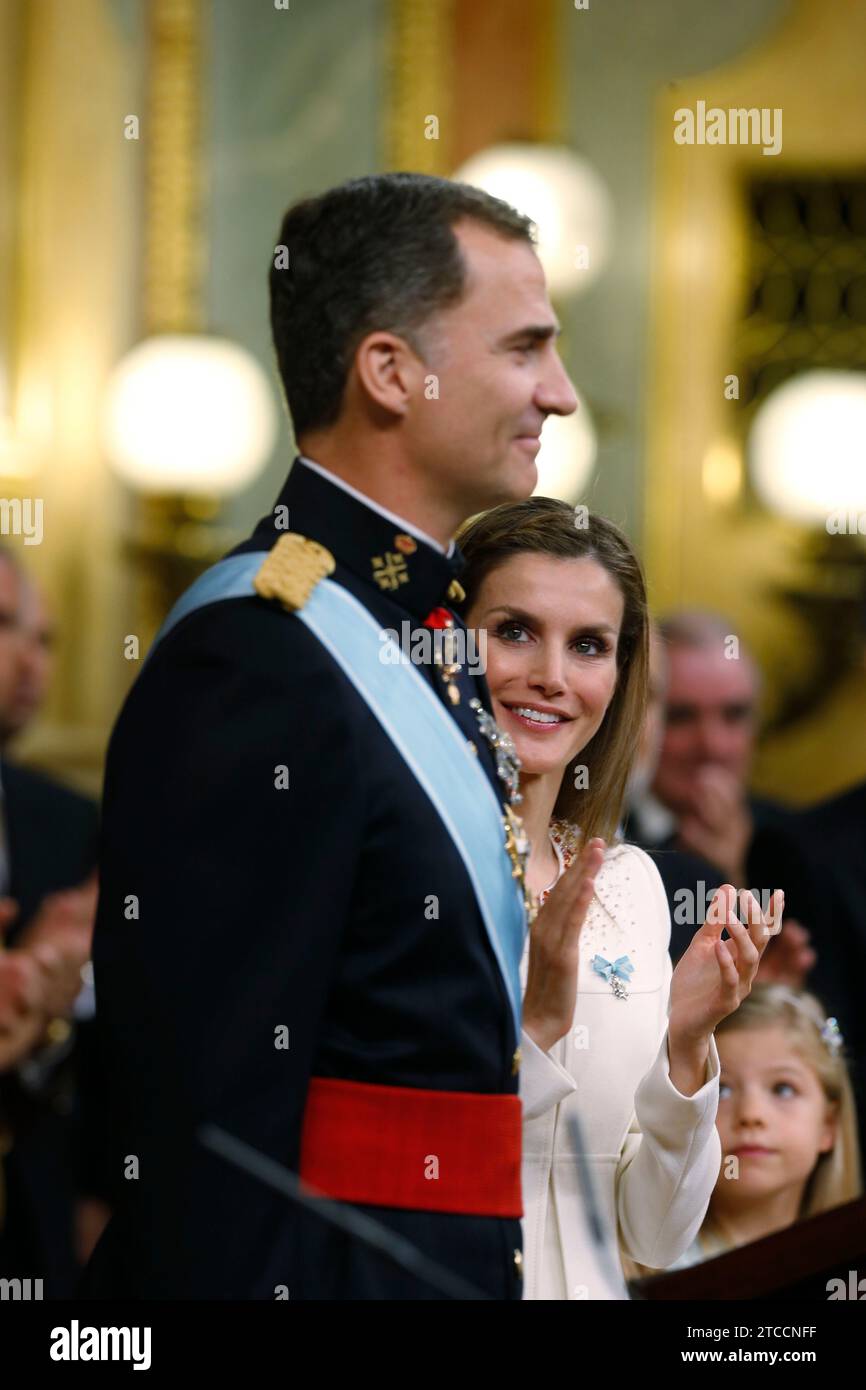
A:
82;172;577;1299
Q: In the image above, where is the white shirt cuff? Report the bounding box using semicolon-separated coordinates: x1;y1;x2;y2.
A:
519;1027;578;1121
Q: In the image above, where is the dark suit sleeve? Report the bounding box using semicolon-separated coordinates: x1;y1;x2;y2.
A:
92;601;366;1296
1;765;99;941
748;822;820;930
748;817;857;1039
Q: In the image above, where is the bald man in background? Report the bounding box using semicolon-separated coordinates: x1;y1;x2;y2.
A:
0;570;54;748
0;549;101;1297
645;611;789;882
625;616;814;986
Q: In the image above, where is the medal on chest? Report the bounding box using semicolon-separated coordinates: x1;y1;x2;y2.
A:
466;699;535;921
468;698;522;803
424;606;462;706
590;953;634;1000
503;803;537;925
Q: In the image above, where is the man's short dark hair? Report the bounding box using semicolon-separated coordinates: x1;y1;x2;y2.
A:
268;171;535;439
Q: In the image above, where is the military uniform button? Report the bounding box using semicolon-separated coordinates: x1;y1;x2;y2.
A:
511;1047;521;1075
466;740;478;756
513;1249;523;1279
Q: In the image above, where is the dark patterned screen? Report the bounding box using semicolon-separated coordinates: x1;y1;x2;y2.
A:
737;176;866;416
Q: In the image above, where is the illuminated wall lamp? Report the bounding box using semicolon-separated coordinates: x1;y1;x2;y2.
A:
103;333;277;498
749;370;866;529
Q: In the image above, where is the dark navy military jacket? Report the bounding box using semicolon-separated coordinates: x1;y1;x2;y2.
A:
81;457;525;1300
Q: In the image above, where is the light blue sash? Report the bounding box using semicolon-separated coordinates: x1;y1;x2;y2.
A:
150;554;527;1036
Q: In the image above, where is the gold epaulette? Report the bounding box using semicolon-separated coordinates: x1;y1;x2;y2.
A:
253;532;336;612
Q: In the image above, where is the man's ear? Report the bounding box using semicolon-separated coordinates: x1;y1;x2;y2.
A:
354;330;423;418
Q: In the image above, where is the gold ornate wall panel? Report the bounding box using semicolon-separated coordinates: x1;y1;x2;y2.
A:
144;0;205;334
5;0;143;794
385;0;561;174
646;0;866;804
736;178;866;411
385;0;454;173
0;1;23;422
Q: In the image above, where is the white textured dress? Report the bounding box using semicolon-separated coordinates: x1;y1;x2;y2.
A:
519;822;722;1299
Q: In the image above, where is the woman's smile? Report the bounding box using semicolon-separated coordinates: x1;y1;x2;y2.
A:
497;699;575;735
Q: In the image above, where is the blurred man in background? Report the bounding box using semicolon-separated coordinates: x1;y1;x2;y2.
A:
626;616;814;985
0;570;55;749
624;623;724;959
645;611;789;881
0;548;102;1297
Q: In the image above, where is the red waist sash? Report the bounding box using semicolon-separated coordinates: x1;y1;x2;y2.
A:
299;1076;522;1218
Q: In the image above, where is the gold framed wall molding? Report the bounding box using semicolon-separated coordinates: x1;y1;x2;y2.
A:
646;0;866;803
6;0;142;795
384;0;562;174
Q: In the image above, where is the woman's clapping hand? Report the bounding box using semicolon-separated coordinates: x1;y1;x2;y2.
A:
522;837;605;1055
669;884;785;1046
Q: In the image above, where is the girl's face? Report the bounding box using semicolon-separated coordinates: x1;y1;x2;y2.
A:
714;1026;837;1202
465;553;624;778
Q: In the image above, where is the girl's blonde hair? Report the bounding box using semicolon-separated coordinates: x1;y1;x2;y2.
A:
624;984;862;1280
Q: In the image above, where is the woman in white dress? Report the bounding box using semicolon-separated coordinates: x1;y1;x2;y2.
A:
456;498;783;1299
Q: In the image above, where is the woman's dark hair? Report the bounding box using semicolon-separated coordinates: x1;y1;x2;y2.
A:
269;172;534;439
454;497;649;846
